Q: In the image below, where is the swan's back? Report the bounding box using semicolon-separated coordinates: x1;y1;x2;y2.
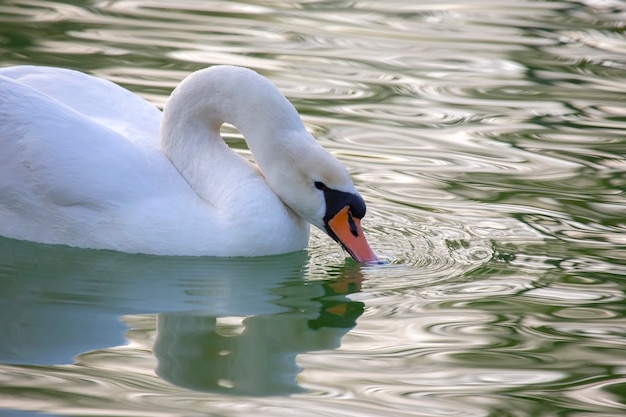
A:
0;67;211;253
0;67;175;206
0;66;160;147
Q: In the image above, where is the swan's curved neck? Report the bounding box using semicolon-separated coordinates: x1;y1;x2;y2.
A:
160;66;309;194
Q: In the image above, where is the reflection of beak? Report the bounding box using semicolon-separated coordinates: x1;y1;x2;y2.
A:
327;206;378;263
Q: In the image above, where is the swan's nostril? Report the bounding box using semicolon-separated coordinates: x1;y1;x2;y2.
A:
347;212;358;237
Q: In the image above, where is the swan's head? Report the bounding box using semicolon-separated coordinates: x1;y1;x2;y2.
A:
265;137;378;264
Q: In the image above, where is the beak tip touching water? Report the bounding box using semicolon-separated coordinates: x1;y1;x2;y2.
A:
348;240;379;264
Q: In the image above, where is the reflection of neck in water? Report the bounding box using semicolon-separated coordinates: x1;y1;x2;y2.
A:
153;266;365;396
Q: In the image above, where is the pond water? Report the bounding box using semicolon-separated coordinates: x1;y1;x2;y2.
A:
1;0;626;416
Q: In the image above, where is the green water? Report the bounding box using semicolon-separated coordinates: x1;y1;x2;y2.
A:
1;1;625;416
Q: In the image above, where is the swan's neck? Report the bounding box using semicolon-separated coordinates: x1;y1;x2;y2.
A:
160;66;311;206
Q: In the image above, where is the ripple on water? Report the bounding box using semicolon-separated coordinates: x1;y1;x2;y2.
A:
565;376;626;410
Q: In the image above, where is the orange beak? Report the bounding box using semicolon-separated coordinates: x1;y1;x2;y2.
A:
327;206;378;263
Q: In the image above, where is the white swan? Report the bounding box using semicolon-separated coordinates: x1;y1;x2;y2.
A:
0;65;377;262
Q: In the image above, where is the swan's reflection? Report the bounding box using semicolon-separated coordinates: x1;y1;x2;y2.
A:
0;237;364;395
154;270;364;395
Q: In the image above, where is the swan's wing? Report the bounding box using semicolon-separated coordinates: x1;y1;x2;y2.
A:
0;73;174;210
0;66;161;149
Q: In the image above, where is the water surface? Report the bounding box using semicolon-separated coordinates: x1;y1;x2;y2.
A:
1;0;625;416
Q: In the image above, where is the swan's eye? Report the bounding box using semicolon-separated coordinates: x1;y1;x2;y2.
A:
314;181;328;191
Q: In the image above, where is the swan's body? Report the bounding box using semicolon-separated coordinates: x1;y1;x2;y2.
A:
0;65;377;261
